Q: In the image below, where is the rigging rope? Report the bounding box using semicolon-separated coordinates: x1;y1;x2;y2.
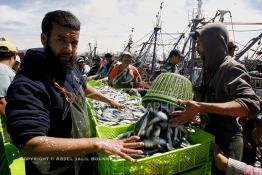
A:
133;30;153;45
229;12;236;42
228;29;262;32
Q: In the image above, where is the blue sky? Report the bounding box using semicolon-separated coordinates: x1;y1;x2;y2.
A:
0;0;261;56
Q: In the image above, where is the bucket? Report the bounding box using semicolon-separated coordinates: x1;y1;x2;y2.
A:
142;73;193;110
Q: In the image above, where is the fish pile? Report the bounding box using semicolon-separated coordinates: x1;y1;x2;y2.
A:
90;86;146;125
116;105;192;158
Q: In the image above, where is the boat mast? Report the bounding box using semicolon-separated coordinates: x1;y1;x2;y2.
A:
188;0;204;81
151;2;163;76
235;33;262;60
94;40;97;57
123;28;134;52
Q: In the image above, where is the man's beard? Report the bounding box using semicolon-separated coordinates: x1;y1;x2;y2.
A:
44;44;76;77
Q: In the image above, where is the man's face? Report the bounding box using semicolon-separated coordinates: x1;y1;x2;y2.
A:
122;55;132;66
78;61;85;69
42;23;80;70
93;59;100;64
196;38;204;60
10;53;16;66
106;57;113;62
170;55;180;65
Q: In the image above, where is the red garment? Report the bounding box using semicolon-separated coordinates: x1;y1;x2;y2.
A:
108;64;140;80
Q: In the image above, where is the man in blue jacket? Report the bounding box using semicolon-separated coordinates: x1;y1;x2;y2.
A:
6;10;143;175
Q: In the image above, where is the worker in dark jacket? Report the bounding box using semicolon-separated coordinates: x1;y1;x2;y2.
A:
169;23;260;174
5;10;143;175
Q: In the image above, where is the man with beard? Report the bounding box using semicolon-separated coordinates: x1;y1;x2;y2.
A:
5;10;143;175
169;23;260;174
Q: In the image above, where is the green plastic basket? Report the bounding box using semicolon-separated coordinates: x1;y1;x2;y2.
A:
0;120;11;175
0;118;25;175
5;143;25;175
86;79;105;130
87;80;105;87
96;124;214;175
86;99;98;136
142;73;193;109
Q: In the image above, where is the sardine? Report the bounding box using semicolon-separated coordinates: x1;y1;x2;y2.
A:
142;148;160;156
135;111;150;138
148;111;168;126
166;126;175;151
151;126;161;137
143;139;159;149
116;131;134;139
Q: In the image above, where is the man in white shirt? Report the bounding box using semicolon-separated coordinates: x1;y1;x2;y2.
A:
0;40;17;116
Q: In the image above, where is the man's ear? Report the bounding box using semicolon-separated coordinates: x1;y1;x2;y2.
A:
41;33;47;46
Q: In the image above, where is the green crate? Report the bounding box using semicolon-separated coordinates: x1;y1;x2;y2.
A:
0;157;10;175
0;118;25;175
87;80;105;87
5;143;25;175
86;99;98;136
0;125;11;175
0;118;10;175
96;125;214;175
86;99;99;126
86;98;140;130
86;81;143;128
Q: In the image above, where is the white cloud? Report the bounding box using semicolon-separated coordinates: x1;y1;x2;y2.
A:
0;0;261;55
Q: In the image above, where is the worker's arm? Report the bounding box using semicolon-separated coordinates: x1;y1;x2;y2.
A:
84;85;125;108
0;97;7;116
97;77;108;83
86;74;100;80
170;64;260;124
22;136;143;162
169;99;247;124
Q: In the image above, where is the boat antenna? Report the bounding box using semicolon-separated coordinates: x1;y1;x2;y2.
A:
188;0;204;82
151;2;163;77
124;28;134;52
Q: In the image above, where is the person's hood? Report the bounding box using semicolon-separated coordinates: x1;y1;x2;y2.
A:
197;23;229;78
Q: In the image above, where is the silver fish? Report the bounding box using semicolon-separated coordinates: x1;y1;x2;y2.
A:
89;85;145;126
148;111;168;126
116;131;134;139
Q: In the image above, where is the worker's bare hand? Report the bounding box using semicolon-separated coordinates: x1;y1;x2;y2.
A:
212;143;228;172
109;100;126;109
95;136;144;162
169;99;200;125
